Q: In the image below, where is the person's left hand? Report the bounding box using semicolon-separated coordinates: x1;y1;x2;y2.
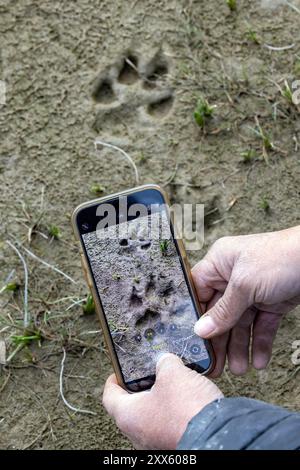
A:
102;353;223;450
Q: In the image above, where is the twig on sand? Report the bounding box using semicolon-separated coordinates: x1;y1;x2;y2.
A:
6;342;24;364
17;242;77;285
4;269;15;285
162;164;178;187
0;370;11;393
59;348;97;416
263;43;295;51
6;241;30;327
27;210;45;244
224;369;237;393
281;365;300;386
22;421;50;450
65;298;86;311
286;2;300;14
94;139;139;184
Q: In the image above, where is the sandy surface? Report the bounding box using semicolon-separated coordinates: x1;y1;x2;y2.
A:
0;0;300;449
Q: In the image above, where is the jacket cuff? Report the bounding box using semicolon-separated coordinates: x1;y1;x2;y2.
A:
177;397;300;450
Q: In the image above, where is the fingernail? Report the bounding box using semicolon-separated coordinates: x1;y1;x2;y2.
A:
194;315;216;337
253;353;270;370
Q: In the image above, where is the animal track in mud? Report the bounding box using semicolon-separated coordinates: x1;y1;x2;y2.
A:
117;233;183;342
131;271;176;334
130;285;144;307
136;308;160;328
91;50;174;131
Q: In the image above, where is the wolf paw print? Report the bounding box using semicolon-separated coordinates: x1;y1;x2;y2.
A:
91;49;174;132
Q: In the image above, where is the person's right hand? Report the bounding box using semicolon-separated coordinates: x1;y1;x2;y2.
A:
192;226;300;377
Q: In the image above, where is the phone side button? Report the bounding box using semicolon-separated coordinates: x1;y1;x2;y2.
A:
80;255;93;288
85;273;94;290
80;254;88;272
86;270;94;290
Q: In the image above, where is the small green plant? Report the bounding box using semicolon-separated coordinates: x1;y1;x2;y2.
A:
240;149;257;163
226;0;237;11
259;129;273;151
194;97;215;128
159;239;170;256
138;152;147;164
48;225;61;239
245;29;259;44
90;183;105;196
11;330;42;347
260;196;270;213
82;293;95;315
281;80;294;105
0;281;19;294
250;118;274;163
6;329;43;363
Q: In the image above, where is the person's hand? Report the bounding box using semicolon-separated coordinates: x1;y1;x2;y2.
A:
102;353;223;450
192;226;300;377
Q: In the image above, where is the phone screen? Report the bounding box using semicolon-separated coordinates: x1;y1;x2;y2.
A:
78;189;212;391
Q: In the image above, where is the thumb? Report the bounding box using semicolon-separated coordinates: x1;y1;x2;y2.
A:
194;280;251;338
156;352;184;376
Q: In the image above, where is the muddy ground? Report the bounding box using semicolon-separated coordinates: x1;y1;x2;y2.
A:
0;0;300;450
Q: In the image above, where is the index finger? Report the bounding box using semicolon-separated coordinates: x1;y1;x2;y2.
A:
102;374;129;416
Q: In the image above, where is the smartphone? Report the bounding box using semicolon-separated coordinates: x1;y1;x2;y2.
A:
72;184;215;392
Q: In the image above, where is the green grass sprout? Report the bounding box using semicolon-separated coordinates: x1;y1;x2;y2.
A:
48;225;61;239
11;331;42;347
245;28;259;44
260;196;270;213
82;293;95;315
159;239;170;256
194;97;215;128
90;183;105;196
249;117;274;163
0;282;19;294
281;80;294;105
227;0;237;11
241;149;257;163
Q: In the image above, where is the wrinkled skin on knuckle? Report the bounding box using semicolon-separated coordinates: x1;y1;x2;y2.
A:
213;296;234;328
212;235;243;256
230;270;253;298
210;237;230;257
208;236;241;279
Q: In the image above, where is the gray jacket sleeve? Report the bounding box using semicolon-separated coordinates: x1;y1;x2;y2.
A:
177;397;300;450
